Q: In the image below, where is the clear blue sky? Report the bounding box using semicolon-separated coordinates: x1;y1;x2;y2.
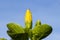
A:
0;0;60;40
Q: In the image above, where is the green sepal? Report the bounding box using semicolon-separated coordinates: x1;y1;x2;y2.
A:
25;21;32;29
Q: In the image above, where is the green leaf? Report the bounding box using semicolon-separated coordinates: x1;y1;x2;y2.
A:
7;30;28;40
35;20;41;26
0;38;7;40
32;24;52;39
7;23;25;33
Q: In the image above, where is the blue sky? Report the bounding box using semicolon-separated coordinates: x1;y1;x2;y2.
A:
0;0;60;40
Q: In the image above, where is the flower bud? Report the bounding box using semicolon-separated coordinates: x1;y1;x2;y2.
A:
25;9;32;29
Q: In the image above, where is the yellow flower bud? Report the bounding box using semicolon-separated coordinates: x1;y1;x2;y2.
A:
24;9;32;29
25;9;32;23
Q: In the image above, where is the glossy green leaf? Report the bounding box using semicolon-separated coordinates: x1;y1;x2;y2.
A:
7;23;25;33
32;24;52;39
